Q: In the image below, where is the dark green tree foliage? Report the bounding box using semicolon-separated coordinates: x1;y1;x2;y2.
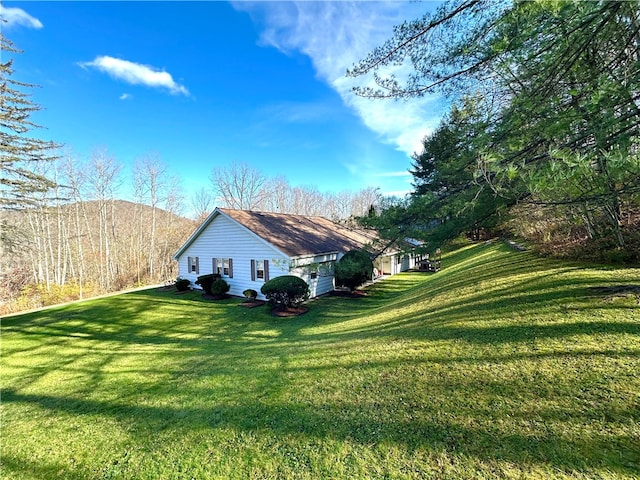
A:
261;275;310;308
350;1;640;252
1;34;59;210
335;250;373;292
481;1;640;247
411;98;510;243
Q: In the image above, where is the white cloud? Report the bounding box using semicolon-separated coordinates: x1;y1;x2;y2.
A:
234;1;443;159
0;5;43;29
119;93;132;100
79;56;189;96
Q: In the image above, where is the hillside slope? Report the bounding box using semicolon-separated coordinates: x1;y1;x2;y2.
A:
2;242;639;479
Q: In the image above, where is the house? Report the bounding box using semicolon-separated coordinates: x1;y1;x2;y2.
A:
173;207;419;299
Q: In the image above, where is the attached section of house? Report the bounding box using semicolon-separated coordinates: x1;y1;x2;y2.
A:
174;208;417;299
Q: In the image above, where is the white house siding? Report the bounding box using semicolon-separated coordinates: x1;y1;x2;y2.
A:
289;253;338;298
373;252;414;276
410;254;418;270
400;254;412;272
177;214;290;299
375;255;395;275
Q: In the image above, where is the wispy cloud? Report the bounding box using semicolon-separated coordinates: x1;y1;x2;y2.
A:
119;93;132;100
259;100;337;124
234;1;443;158
79;56;189;96
375;171;412;178
0;5;43;29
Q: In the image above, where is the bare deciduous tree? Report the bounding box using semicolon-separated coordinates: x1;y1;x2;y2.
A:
351;187;382;217
86;148;122;289
134;153;168;277
210;162;384;218
262;176;293;213
211;162;267;210
190;187;214;223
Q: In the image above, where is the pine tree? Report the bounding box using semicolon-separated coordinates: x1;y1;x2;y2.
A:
1;33;59;210
1;33;60;264
350;1;640;252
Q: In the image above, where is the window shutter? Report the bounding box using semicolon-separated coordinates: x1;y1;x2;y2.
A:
251;260;255;281
212;257;217;274
228;258;233;278
188;256;192;272
195;257;200;274
264;260;270;282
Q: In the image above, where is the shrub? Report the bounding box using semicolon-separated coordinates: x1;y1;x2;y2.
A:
175;278;191;291
260;275;310;308
1;268;31;303
209;278;230;297
195;273;221;295
243;289;258;300
335;250;373;292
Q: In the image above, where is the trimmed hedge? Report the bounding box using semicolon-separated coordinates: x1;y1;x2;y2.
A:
260;275;310;308
175;278;191;292
195;273;221;295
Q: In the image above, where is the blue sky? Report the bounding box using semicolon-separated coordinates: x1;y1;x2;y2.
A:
1;1;444;203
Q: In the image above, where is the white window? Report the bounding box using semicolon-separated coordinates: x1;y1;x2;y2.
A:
188;256;199;274
213;258;233;277
256;260;264;279
251;259;269;282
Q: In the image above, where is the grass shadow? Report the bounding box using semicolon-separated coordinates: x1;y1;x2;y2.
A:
2;242;639;479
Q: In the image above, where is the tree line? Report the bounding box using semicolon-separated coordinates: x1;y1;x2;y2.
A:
1;147;194;313
350;0;640;262
201;161;382;223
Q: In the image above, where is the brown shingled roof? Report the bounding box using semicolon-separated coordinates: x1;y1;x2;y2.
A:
219;208;379;258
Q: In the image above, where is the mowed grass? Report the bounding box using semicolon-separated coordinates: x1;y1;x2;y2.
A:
1;242;639;480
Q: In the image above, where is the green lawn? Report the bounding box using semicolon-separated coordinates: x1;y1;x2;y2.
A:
2;242;639;479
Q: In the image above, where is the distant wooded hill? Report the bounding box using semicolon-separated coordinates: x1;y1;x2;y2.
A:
1;199;197;314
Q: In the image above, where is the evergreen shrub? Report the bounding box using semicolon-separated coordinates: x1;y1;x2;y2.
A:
243;289;258;300
175;278;191;291
210;278;230;297
260;275;310;308
335;250;373;292
195;273;221;295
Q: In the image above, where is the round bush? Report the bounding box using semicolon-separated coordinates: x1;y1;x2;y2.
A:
335;250;373;292
260;275;310;308
175;278;191;292
243;289;258;300
209;278;230;297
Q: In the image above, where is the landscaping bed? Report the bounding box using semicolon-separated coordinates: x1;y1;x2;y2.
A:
238;300;266;308
270;306;309;317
